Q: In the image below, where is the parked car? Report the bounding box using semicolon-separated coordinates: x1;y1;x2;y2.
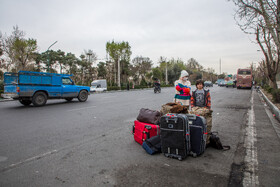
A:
204;81;213;87
218;80;226;87
217;79;224;85
226;80;236;88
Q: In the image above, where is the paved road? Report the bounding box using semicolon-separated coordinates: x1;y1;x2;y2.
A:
0;86;280;186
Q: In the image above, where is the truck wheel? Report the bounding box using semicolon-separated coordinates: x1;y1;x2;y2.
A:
65;98;73;101
32;92;47;106
19;99;32;106
78;90;88;102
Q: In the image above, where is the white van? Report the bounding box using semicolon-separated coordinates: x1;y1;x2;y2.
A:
90;79;107;92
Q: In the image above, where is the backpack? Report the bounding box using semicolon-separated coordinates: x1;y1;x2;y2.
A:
142;135;161;155
209;132;230;150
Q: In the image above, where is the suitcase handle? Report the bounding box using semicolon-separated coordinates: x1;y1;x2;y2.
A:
165;117;178;123
132;125;135;134
143;131;150;139
186;114;196;120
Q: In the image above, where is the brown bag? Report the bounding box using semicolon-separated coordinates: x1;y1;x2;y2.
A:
160;102;188;115
137;108;161;124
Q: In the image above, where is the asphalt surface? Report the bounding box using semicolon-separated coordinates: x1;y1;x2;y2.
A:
0;86;280;186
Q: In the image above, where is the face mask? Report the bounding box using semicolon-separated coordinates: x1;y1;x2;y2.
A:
183;77;188;81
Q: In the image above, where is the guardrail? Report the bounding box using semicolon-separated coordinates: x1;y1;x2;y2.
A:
259;89;280;121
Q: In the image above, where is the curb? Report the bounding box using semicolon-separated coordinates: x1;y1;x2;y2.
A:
259;89;280;121
0;98;14;102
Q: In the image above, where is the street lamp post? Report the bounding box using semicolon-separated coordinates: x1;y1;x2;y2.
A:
47;41;58;73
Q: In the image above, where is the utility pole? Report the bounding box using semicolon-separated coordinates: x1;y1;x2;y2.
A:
118;58;121;89
165;62;168;85
47;41;58;73
219;58;221;75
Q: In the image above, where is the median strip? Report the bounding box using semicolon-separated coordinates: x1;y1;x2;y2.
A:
243;92;259;186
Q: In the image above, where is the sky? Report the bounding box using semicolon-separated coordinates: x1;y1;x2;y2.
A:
0;0;264;75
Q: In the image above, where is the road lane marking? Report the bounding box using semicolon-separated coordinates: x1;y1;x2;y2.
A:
101;96;116;99
1;150;57;173
243;92;259;186
0;125;126;173
67;106;97;112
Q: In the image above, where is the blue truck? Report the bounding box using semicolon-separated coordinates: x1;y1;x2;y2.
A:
2;71;90;106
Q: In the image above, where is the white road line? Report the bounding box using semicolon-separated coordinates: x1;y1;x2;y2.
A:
100;96;116;99
67;106;97;111
1;150;57;173
243;92;259;187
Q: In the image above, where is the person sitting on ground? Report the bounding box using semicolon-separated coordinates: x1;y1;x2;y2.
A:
190;79;212;145
174;70;191;107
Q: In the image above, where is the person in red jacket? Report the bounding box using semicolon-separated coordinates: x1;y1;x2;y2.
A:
174;70;191;107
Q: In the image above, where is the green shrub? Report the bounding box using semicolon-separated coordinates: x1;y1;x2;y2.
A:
263;84;274;93
140;79;147;86
272;89;280;103
107;86;120;91
267;87;273;94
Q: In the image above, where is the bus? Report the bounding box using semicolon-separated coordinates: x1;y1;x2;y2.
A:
236;68;253;89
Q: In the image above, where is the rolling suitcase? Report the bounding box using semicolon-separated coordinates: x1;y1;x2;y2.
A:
160;113;190;160
186;114;207;157
133;120;160;145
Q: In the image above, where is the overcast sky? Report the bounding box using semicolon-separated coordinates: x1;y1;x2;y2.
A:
0;0;263;74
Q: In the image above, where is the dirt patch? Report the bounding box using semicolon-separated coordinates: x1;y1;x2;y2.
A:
114;163;227;187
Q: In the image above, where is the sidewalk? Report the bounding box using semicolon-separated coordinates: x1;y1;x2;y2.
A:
253;90;280;186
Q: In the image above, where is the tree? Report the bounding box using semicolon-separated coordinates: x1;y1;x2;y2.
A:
230;0;280;89
97;62;107;79
167;58;186;84
0;26;38;71
218;73;226;79
0;39;4;72
132;56;153;84
83;49;97;85
158;56;168;84
64;52;78;75
56;50;66;74
186;58;203;71
106;40;132;87
152;67;163;82
40;50;58;73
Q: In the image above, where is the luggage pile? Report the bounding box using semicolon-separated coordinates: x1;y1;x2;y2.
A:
132;103;212;161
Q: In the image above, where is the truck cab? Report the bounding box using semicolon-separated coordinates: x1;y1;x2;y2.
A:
2;71;90;106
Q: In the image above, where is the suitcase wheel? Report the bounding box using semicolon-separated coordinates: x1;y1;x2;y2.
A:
190;152;197;158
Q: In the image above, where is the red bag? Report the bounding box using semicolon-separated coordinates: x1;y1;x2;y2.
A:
132;120;160;145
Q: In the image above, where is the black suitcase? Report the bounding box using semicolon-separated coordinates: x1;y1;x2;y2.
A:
160;113;190;160
186;114;207;157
